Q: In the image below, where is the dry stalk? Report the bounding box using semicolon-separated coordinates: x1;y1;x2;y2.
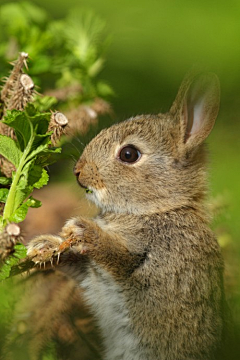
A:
0;54;36;177
1;52;29;104
0;223;24;263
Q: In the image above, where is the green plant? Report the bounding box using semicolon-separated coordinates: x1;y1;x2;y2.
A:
0;3;114;358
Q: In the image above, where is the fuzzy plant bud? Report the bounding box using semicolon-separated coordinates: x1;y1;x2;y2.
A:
0;223;23;262
1;52;29;104
49;111;69;145
20;74;34;91
0;52;35;115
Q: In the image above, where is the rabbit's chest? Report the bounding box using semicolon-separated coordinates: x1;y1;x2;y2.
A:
81;263;148;360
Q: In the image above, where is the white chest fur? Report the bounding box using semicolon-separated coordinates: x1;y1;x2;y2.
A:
81;263;148;360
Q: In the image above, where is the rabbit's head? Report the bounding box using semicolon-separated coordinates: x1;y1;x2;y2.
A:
74;73;220;215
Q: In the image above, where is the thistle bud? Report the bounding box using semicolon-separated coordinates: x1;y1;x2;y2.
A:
49;112;69;145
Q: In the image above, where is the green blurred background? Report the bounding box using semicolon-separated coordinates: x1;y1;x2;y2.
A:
0;0;240;334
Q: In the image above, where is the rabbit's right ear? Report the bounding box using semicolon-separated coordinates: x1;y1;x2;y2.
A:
170;73;220;153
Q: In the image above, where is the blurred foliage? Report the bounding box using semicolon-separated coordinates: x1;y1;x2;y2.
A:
0;1;113;103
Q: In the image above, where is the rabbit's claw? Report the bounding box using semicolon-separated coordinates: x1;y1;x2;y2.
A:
27;235;63;265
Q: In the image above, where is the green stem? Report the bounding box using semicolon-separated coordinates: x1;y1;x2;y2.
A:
2;120;34;223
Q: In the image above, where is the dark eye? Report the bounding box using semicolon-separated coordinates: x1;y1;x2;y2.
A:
118;145;141;163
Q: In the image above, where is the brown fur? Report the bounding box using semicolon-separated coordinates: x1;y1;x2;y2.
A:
27;73;228;360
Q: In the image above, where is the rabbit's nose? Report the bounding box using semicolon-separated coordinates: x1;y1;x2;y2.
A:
73;165;81;177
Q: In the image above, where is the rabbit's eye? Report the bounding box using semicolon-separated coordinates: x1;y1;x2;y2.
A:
118;145;141;163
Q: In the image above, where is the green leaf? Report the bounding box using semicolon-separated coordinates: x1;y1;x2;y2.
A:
0;244;27;280
13;178;32;213
25;103;37;117
26;143;49;162
29;167;49;189
13;243;27;259
33;95;57;112
0;188;9;203
3;111;32;152
30;113;51;135
0;262;12;281
31;133;52;152
13;244;27;260
0;177;12;185
0;135;22;167
26;196;41;208
10;197;42;223
9;203;29;223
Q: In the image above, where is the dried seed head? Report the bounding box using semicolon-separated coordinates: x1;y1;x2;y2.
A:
20;74;34;91
53;112;68;127
6;223;21;237
1;52;34;115
8;73;35;111
19;52;29;69
49;112;69;145
0;223;24;262
1;52;29;103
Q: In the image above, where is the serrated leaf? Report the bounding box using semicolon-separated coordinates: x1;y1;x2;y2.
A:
10;196;42;223
3;111;32;152
25;103;37;117
0;262;12;281
0;244;27;280
0;256;17;280
9;202;30;223
26;143;49;162
13;244;27;259
0;188;9;203
0;135;22;167
27;164;43;187
9;203;29;223
30;113;51;135
0;177;12;185
12;160;35;211
30;168;49;189
31;133;52;152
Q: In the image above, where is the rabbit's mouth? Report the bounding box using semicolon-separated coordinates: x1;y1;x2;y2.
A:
81;184;93;194
86;188;93;194
77;178;93;194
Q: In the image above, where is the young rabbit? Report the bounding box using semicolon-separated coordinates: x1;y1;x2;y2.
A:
27;73;227;360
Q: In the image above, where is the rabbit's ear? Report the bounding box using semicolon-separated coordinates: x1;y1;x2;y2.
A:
170;73;220;151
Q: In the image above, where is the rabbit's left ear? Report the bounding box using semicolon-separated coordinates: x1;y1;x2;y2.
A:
170;73;220;151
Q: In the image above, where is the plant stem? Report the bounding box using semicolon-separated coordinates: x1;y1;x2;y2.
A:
2;120;34;223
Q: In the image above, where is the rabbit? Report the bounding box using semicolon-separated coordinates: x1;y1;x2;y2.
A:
27;72;228;360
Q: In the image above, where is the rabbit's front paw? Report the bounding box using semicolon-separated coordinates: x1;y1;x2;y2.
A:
27;235;63;264
60;217;97;254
